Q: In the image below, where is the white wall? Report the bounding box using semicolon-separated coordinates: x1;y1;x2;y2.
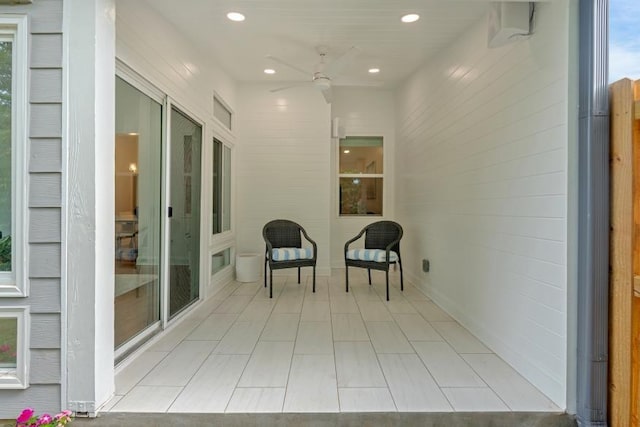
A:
115;1;236;118
395;1;571;407
330;88;396;267
236;84;331;274
115;0;237;298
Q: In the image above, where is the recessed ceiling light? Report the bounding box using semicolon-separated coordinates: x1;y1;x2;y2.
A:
264;68;276;75
368;68;380;74
401;13;420;23
343;149;350;154
227;12;245;22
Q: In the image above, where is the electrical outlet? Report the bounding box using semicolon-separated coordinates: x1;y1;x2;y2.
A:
422;259;430;272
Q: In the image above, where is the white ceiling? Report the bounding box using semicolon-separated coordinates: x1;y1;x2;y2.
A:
144;0;498;88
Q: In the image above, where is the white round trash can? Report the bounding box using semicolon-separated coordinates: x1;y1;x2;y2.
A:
236;253;261;282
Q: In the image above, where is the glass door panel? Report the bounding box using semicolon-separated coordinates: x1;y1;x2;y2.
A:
169;107;202;318
114;77;162;350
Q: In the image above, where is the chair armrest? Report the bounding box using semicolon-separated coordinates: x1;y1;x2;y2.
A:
384;237;402;264
344;229;366;254
300;228;318;261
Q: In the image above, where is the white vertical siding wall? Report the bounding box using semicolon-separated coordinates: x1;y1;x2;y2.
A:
236;85;331;273
395;2;571;407
330;88;396;267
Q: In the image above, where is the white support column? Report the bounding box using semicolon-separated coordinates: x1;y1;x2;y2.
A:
64;0;116;415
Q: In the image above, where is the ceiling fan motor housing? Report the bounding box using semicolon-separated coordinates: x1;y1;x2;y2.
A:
313;74;331;90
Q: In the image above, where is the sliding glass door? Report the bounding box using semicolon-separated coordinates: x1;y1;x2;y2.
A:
114;72;205;357
114;76;162;351
168;107;202;318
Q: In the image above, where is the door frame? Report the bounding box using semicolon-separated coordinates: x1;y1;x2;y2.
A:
113;62;208;356
113;62;165;361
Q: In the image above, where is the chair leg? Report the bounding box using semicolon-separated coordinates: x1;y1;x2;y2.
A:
345;266;349;293
264;259;268;288
312;266;316;293
399;260;404;291
385;269;390;301
368;269;372;285
298;267;301;284
270;269;273;298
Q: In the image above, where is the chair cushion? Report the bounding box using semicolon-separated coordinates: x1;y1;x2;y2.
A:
346;249;398;263
271;247;313;261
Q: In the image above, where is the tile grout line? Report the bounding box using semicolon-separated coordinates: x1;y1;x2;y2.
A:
125;271;539;414
280;274;304;413
328;273;341;412
224;278;284;413
352;272;399;413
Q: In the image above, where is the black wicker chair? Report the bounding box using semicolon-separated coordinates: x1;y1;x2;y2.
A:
263;219;317;298
344;220;403;301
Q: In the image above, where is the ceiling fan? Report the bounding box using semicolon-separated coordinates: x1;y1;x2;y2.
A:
267;46;378;103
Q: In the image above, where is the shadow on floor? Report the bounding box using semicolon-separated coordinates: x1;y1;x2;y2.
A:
72;412;576;427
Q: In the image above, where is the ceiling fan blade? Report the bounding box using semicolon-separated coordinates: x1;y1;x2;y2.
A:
266;55;312;77
321;87;332;103
324;46;360;79
270;82;310;93
332;79;384;88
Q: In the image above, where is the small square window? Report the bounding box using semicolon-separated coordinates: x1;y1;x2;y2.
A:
211;248;231;276
0;306;29;388
338;136;384;216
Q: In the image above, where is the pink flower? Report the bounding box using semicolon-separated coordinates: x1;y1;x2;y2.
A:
37;414;52;425
16;408;34;423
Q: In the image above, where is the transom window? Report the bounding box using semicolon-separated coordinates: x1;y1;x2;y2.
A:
338;136;383;216
213;95;232;130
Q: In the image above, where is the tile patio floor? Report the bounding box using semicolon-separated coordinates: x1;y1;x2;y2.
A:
103;269;560;414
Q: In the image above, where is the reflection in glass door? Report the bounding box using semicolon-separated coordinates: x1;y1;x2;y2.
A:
168;107;202;318
114;77;162;351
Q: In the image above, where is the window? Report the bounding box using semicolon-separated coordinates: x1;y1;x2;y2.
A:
213;95;232;130
338;136;383;216
211;248;231;276
0;306;29;388
0;15;27;296
212;139;231;234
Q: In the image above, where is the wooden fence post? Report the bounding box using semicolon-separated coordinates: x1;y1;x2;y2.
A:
609;77;640;427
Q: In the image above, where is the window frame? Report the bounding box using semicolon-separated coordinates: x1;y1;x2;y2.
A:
212;138;232;236
213;93;233;131
210;247;232;276
0;306;29;389
337;136;384;217
0;15;28;297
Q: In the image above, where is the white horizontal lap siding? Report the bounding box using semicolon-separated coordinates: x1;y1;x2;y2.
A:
115;1;236;119
0;0;64;419
236;84;331;272
395;2;569;407
115;1;238;300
